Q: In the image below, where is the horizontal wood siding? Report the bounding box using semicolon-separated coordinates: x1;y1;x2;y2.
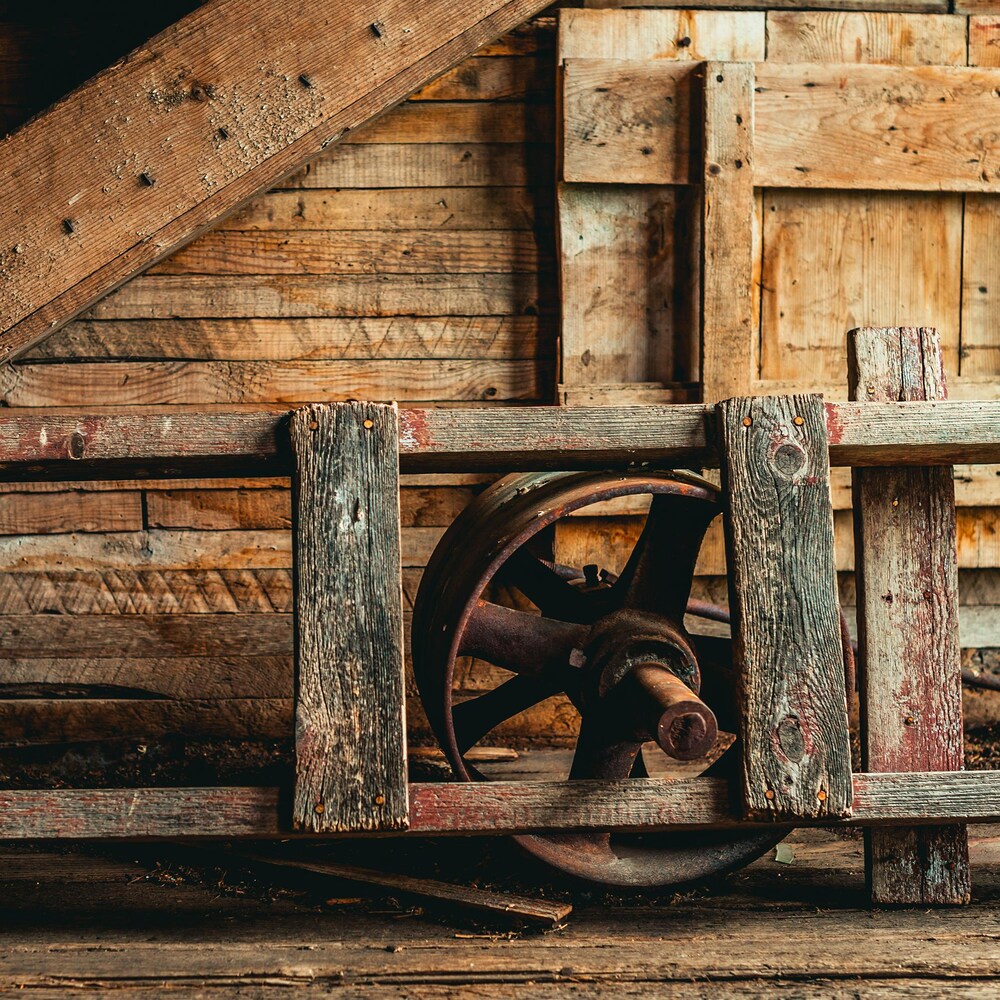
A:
0;11;557;752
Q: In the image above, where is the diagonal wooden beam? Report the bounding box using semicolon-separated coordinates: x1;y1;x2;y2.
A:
0;0;550;363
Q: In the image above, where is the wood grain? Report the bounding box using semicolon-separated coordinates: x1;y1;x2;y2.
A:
765;12;967;65
31;317;549;362
759;190;962;395
557;8;765;62
718;394;853;820
849;326;969;905
753;63;1000;191
0;360;548;406
1;403;1000;482
290;402;408;833
558;185;682;387
700;62;757;402
0;0;553;361
85;273;553;320
4;771;1000;840
562;60;696;186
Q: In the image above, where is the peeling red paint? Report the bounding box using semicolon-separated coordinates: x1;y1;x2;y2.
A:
824;402;844;445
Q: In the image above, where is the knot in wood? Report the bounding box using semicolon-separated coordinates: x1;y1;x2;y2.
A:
67;431;86;460
776;715;805;763
772;441;806;477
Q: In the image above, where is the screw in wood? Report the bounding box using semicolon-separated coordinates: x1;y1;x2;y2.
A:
817;789;827;802
764;788;775;800
314;802;325;814
793;415;804;426
363;419;374;429
742;416;753;427
374;794;385;805
892;498;900;507
308;420;319;431
904;715;915;726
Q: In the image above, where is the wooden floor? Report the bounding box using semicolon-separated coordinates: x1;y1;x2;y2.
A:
2;827;1000;996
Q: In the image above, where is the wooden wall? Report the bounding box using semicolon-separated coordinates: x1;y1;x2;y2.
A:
0;5;557;754
1;3;999;765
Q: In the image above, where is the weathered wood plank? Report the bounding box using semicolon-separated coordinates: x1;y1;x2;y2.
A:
290;402;408;832
151;230;544;276
765;12;967;65
146;485;473;531
960;194;1000;377
562;60;696;186
280;143;552;189
4;772;1000;840
849;326;969;905
718;394;853;820
0;490;142;534
227;852;572;928
584;0;947;9
759;190;962;393
557;9;766;62
1;402;1000;483
0;697;291;745
214;187;548;232
557;185;683;387
0;359;548;406
0;0;553;362
32;316;549;362
85;273;553;320
753;63;1000;191
701;62;757;403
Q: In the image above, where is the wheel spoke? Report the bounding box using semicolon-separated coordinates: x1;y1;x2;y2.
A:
452;674;564;754
497;548;589;622
613;493;718;619
569;714;642;781
459;600;587;677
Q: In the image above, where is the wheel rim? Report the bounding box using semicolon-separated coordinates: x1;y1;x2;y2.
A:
412;470;782;888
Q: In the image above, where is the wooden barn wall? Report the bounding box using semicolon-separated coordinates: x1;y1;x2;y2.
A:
1;3;999;764
554;5;1000;733
0;5;557;756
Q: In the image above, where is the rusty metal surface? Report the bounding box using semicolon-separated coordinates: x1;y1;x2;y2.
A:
411;469;788;888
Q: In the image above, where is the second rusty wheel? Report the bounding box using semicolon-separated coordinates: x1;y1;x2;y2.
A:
411;469;782;888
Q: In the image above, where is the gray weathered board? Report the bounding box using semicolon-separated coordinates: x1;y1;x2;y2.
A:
290;402;408;832
718;393;853;820
849;327;969;905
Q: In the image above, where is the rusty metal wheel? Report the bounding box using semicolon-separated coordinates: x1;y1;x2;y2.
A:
411;469;782;888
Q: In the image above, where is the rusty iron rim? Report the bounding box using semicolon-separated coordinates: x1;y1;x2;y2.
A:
412;469;784;888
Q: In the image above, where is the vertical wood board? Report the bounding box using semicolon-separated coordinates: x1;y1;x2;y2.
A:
718;393;853;820
849;326;969;905
291;402;408;833
701;62;757;402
